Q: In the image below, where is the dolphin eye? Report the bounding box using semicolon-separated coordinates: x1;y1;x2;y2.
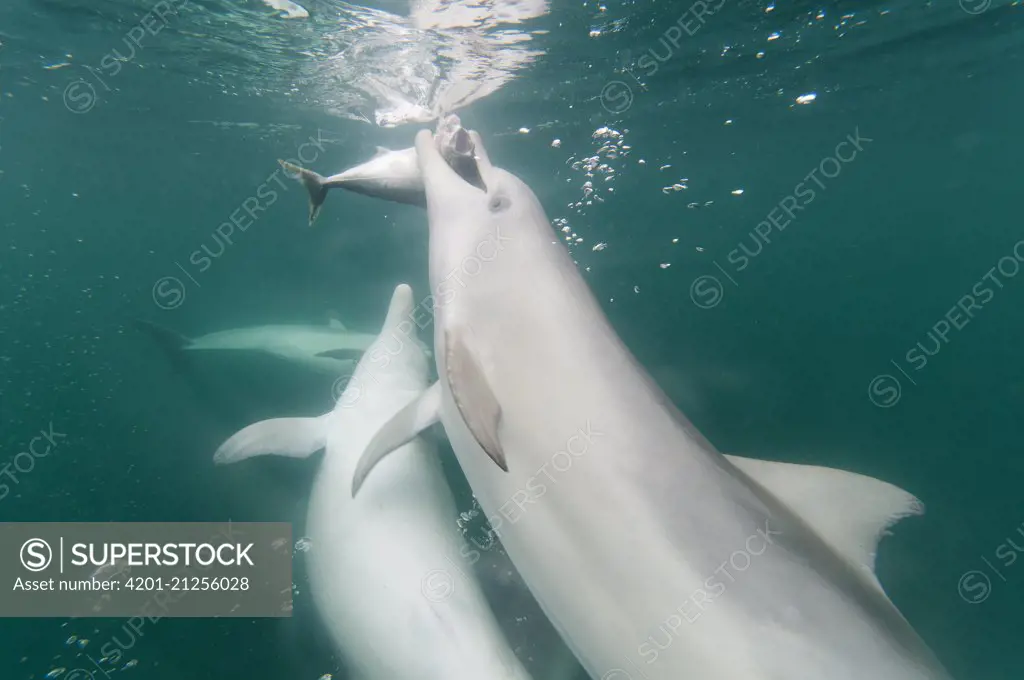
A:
489;195;511;212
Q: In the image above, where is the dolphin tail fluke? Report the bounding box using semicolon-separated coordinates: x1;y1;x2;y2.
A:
133;318;189;354
278;160;328;226
132;319;193;378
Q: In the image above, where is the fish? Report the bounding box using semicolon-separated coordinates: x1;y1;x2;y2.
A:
213;284;535;680
279;114;482;225
351;129;955;680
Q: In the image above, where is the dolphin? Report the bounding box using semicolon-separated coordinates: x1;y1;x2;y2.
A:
134;315;378;429
351;131;955;680
134;315;376;377
212;283;535;680
280;113;483;225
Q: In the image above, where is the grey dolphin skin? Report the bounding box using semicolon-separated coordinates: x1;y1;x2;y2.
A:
279;113;483;225
351;129;955;680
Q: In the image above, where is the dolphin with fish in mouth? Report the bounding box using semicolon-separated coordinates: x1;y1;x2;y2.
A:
213;283;536;680
280;113;482;225
350;129;955;680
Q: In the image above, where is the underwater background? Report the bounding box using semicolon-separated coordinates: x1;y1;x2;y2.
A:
1;0;1023;678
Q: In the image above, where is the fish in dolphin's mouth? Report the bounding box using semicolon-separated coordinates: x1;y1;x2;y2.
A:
435;113;486;191
277;111;486;225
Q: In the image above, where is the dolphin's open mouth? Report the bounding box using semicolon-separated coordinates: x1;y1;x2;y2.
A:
452;128;473;157
434;116;487;192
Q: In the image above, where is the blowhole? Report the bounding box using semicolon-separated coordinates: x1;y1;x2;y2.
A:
489;195;511;212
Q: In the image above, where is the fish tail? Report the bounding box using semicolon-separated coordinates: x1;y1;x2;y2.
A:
278;160;329;226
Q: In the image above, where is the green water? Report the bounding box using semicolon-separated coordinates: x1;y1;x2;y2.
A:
1;0;1023;678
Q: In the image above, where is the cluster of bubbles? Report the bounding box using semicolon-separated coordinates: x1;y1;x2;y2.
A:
564;126;630;215
550;126;632;259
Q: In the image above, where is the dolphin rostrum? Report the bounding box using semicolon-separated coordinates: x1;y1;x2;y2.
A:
213;284;535;680
351;130;954;680
279;113;482;225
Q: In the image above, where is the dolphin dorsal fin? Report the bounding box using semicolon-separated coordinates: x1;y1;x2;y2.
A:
724;455;924;596
325;309;347;330
327;319;346;331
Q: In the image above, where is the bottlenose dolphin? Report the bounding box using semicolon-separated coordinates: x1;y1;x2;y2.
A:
280;113;482;225
135;316;375;376
134;316;377;428
352;131;954;680
213;284;534;680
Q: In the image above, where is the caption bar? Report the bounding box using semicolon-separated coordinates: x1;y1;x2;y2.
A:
0;522;292;617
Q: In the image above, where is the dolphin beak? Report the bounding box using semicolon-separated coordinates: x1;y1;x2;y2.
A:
467;130;499;190
416;129;485;204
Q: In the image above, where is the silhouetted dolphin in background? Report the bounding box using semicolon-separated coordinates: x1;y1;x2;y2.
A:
133;315;375;429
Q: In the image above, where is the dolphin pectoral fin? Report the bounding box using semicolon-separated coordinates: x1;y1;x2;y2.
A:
314;348;365;361
445;329;508;473
278;159;328;226
351;382;442;497
214;415;329;465
724;454;924;596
